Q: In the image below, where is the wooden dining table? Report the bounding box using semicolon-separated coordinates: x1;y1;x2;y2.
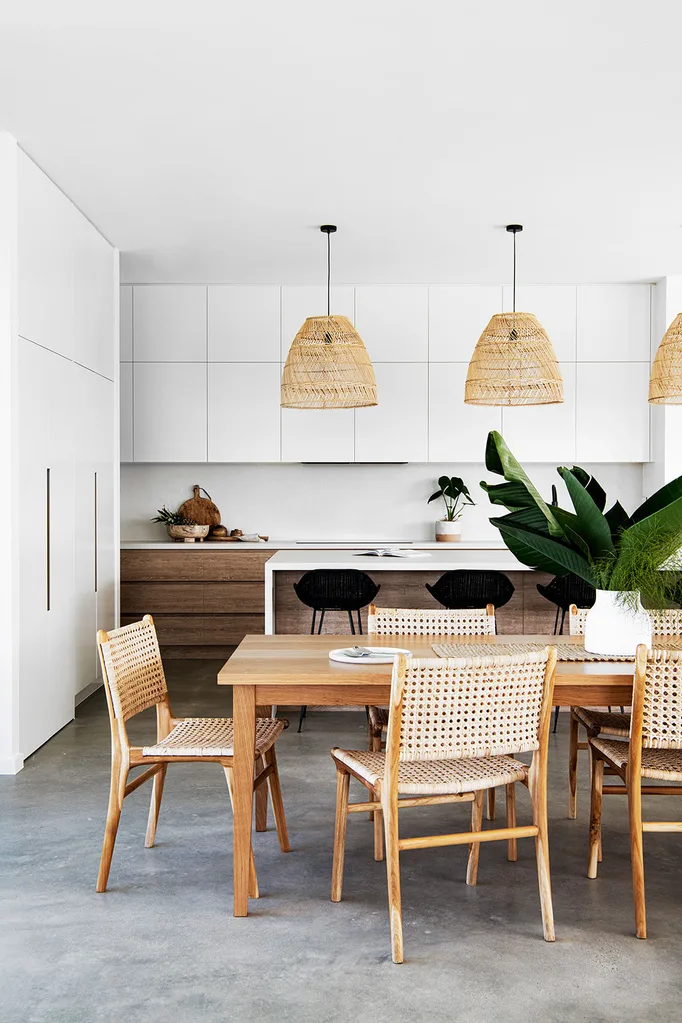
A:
218;631;637;917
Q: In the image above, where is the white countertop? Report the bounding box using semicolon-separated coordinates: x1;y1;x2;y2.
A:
121;539;509;552
264;549;528;572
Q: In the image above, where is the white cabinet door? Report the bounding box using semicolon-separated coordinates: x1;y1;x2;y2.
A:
576;363;650;462
18;338;75;758
354;363;428;462
209;286;280;362
502;286;577;361
133;285;207;362
120;286;133;362
355;287;428;361
577;286;651;361
120;362;133;463
428;287;503;361
134;363;207;462
17;151;74;359
73;215;116;379
501;363;577;462
429;363;502;462
208;363;281;462
282;408;354;462
281;286;354;361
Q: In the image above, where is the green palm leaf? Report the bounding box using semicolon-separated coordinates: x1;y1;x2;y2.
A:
485;431;563;537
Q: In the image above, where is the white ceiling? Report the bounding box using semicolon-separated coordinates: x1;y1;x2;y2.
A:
1;0;682;285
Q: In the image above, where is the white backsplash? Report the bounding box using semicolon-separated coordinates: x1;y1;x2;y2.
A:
121;462;646;543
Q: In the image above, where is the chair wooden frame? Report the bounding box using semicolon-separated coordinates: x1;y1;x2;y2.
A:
587;644;682;938
331;648;558;963
96;615;289;894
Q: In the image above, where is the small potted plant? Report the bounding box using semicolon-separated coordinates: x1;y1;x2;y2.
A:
151;506;210;543
428;476;475;542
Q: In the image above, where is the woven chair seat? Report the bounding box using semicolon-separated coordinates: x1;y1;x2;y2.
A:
591;737;682;782
572;707;631;737
142;717;284;758
332;747;528;795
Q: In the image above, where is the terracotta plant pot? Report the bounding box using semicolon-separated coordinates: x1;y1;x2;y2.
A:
435;519;461;543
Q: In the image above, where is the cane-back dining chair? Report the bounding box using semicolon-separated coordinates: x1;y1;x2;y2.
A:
568;604;682;818
330;647;558;963
95;615;289;894
365;604;499;843
588;645;682;938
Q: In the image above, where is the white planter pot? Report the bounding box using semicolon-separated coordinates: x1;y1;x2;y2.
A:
584;590;652;656
435;519;461;543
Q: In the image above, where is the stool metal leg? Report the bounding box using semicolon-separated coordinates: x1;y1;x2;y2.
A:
297;705;307;733
357;610;363;634
552;705;560;732
310;609;316;635
317;609;326;634
348;611;356;635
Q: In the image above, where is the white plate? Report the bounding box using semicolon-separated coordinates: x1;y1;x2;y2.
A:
328;646;412;665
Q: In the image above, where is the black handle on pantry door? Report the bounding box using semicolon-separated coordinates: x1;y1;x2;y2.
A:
46;467;51;611
94;471;98;593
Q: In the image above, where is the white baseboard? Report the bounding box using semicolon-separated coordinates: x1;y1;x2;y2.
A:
75;679;104;706
0;752;24;775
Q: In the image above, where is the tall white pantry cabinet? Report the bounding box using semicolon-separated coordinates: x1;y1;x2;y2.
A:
0;137;119;772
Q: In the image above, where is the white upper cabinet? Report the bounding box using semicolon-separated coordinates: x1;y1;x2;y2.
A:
17;151;75;359
133;285;207;362
577;286;651;361
281;286;354;360
73;214;116;379
429;363;501;462
355;363;428;462
282;408;355;462
428;287;502;361
209;286;280;362
134;363;207;462
576;362;649;462
120;286;133;361
501;363;577;462
120;363;133;463
502;285;577;362
355;287;428;362
208;363;281;462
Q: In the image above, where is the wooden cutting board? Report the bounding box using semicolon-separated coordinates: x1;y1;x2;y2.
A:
177;486;221;527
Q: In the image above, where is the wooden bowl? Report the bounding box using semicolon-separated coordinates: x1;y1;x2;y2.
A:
167;524;210;542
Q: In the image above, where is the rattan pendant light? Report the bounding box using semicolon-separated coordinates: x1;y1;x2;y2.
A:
281;225;377;409
649;312;682;403
465;225;563;406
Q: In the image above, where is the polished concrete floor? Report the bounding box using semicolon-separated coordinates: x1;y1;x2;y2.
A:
2;660;682;1023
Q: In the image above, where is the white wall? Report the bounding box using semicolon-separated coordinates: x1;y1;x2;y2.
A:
121;460;646;543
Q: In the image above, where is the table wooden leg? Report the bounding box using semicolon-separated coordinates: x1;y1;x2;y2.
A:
233;684;256;917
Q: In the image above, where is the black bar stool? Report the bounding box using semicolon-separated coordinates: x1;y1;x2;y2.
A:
426;570;515;611
293;569;380;732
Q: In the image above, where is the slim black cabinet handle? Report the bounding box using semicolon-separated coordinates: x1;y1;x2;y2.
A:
94;471;98;593
46;467;51;611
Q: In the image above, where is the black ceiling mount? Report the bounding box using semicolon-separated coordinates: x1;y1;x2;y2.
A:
506;224;523;234
320;225;337;234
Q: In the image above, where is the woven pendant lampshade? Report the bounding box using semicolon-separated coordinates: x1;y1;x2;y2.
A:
649;313;682;404
465;225;563;406
281;225;377;409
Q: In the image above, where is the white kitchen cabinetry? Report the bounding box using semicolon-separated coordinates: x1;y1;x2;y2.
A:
355;363;428;462
429;363;502;462
282;408;355;462
120;286;133;361
120;362;133;463
576;363;650;462
281;286;354;360
208;363;281;461
133;285;207;362
428;287;502;361
18;339;75;758
73;216;116;379
209;286;280;362
355;287;428;362
577;286;651;362
502;363;577;462
134;362;207;462
502;286;577;362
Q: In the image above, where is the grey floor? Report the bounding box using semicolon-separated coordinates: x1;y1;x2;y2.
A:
2;662;682;1023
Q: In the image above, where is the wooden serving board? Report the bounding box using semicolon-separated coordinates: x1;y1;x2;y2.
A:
177;486;221;527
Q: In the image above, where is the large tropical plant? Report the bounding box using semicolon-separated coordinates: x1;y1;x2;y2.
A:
481;431;682;606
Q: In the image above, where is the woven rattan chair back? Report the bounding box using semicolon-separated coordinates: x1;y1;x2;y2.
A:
387;650;552;764
635;648;682;749
568;604;589;636
98;615;168;722
367;605;495;636
648;609;682;636
425;570;514;610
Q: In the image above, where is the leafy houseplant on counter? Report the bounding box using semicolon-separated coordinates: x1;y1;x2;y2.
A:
151;506;210;543
429;476;475;542
481;431;682;654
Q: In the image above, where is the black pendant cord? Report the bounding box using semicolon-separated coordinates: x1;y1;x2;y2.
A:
512;230;517;313
327;229;331;316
